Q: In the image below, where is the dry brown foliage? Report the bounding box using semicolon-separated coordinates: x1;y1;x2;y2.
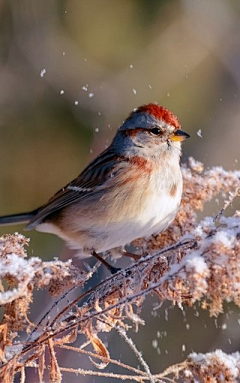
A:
0;157;240;382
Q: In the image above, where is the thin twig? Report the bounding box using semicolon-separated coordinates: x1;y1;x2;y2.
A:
29;261;101;340
58;344;148;377
214;186;240;222
116;326;159;383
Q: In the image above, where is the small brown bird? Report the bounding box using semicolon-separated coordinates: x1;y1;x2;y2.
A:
0;104;189;272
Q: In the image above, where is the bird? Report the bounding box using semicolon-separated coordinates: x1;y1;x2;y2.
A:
0;103;190;273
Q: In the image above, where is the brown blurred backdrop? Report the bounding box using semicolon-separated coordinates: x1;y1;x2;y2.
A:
0;1;240;382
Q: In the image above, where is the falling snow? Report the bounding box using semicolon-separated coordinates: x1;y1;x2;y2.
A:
40;69;46;77
152;340;158;349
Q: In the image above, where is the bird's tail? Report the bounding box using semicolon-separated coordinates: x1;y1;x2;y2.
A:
0;209;39;227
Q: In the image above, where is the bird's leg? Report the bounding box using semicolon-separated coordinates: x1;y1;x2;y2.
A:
92;251;121;274
122;250;141;261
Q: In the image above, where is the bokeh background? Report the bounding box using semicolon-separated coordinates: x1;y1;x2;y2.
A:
0;1;240;382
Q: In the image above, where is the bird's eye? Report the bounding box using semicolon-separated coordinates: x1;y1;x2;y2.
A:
150;127;162;136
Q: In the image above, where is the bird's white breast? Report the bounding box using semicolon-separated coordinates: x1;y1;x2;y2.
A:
94;165;183;252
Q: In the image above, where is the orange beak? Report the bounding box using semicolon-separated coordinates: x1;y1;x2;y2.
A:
171;129;190;142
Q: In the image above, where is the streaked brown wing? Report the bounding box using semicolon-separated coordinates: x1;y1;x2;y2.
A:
26;149;127;229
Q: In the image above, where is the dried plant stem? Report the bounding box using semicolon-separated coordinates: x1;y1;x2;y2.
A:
58;344;148;376
214;185;240;222
116;326;158;383
58;367;165;381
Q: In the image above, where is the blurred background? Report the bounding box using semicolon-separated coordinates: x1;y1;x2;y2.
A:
0;0;240;381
